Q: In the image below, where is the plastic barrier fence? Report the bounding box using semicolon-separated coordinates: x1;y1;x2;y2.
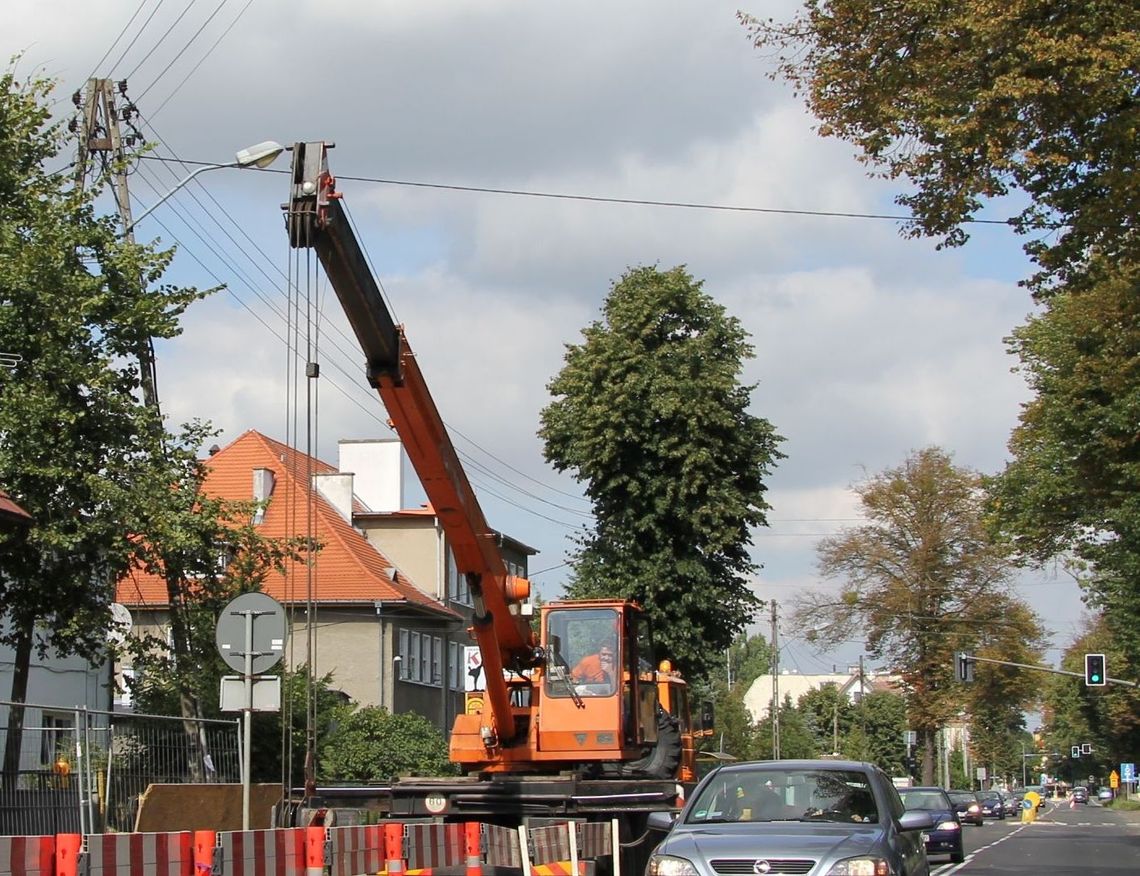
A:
0;836;55;876
0;818;617;876
86;832;194;876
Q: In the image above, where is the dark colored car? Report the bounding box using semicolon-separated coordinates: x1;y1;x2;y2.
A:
646;759;933;876
980;792;1006;819
898;786;965;864
948;789;984;826
1071;786;1089;803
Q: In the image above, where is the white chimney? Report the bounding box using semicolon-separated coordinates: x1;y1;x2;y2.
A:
338;438;404;512
313;472;355;522
251;468;275;524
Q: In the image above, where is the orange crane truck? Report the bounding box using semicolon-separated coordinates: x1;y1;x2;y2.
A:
284;141;711;870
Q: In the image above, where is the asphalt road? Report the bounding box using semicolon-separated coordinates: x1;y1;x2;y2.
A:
928;800;1140;875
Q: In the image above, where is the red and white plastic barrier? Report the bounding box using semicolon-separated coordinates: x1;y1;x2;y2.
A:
86;831;194;876
0;835;55;876
0;817;619;876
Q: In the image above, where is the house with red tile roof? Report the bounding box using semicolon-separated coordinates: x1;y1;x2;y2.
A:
115;430;535;732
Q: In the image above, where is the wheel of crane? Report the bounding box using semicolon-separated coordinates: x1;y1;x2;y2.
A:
619;703;682;779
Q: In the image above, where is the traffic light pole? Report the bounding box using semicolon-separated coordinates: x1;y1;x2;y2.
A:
958;654;1139;688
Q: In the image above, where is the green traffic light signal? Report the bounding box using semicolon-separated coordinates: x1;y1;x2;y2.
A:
1084;653;1106;687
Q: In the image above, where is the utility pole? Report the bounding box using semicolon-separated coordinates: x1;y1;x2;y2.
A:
73;78;159;412
770;601;780;759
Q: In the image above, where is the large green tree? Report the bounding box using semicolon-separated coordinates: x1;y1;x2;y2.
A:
1038;618;1140;773
990;266;1140;673
539;265;783;681
740;1;1140;294
0;67;203;781
797;447;1045;783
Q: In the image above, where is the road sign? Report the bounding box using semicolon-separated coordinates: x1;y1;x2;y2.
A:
903;730;917;745
215;591;286;674
1122;763;1136;783
1081;742;1092;754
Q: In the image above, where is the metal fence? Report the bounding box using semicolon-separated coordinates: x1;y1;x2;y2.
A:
0;700;240;836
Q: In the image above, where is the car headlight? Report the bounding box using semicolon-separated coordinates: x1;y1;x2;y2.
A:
967;805;980;813
646;855;700;876
937;820;961;831
824;858;889;876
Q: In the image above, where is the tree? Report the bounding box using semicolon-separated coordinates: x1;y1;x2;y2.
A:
1038;618;1140;770
796;447;1044;784
0;67;203;782
739;2;1140;294
797;683;851;757
853;690;909;776
319;707;458;782
962;598;1043;785
990;265;1140;674
708;680;762;762
539;265;784;681
120;423;307;779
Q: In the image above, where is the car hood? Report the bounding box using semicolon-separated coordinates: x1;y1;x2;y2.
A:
661;823;884;862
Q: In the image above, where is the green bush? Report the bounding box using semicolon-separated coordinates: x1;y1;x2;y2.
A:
320;707;458;782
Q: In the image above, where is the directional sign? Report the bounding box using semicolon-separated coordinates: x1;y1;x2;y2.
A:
1122;763;1136;783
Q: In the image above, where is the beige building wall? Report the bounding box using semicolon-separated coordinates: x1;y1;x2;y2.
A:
358;518;445;602
288;611;387;708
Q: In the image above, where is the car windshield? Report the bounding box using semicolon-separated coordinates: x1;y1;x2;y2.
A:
686;767;879;825
898;789;948;810
949;792;976;804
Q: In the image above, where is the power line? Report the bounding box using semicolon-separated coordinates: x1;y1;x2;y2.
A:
136;155;1022;227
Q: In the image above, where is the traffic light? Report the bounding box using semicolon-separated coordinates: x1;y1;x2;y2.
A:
955;651;974;682
1084;653;1106;686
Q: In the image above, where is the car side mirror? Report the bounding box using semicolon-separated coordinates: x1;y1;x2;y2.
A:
647;810;677;832
898;810;934;831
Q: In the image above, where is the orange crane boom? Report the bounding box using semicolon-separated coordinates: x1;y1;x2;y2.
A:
284;141;540;749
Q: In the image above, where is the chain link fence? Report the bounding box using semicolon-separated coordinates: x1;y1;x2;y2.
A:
0;700;240;836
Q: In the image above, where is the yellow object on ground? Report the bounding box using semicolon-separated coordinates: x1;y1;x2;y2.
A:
1021;791;1041;823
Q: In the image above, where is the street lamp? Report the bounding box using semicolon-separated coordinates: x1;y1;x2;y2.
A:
125;140;285;233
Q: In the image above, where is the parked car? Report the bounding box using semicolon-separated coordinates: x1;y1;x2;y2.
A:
949;789;984;826
1097;787;1114;801
1071;786;1089;803
980;792;1006;819
897;786;965;864
645;760;933;876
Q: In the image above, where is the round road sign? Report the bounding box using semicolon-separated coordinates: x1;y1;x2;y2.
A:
215;592;287;674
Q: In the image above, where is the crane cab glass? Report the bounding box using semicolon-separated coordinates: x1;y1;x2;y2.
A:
546;608;620;698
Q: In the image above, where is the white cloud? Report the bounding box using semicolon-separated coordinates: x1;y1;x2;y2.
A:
3;0;1086;665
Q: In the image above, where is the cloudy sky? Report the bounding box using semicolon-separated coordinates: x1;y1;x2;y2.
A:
5;1;1089;674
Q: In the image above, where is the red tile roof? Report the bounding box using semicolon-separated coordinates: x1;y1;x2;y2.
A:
116;430;458;620
0;488;32;525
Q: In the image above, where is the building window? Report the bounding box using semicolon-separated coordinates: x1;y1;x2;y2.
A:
449;641;462;690
39;714;75;768
114;668;137;710
398;629;410;680
447;550;472;607
399;629;443;687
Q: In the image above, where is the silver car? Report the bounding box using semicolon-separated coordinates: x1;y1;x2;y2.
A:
647;760;932;876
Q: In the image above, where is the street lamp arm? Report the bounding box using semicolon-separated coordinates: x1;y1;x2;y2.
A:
123;140;285;235
125;161;238;233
